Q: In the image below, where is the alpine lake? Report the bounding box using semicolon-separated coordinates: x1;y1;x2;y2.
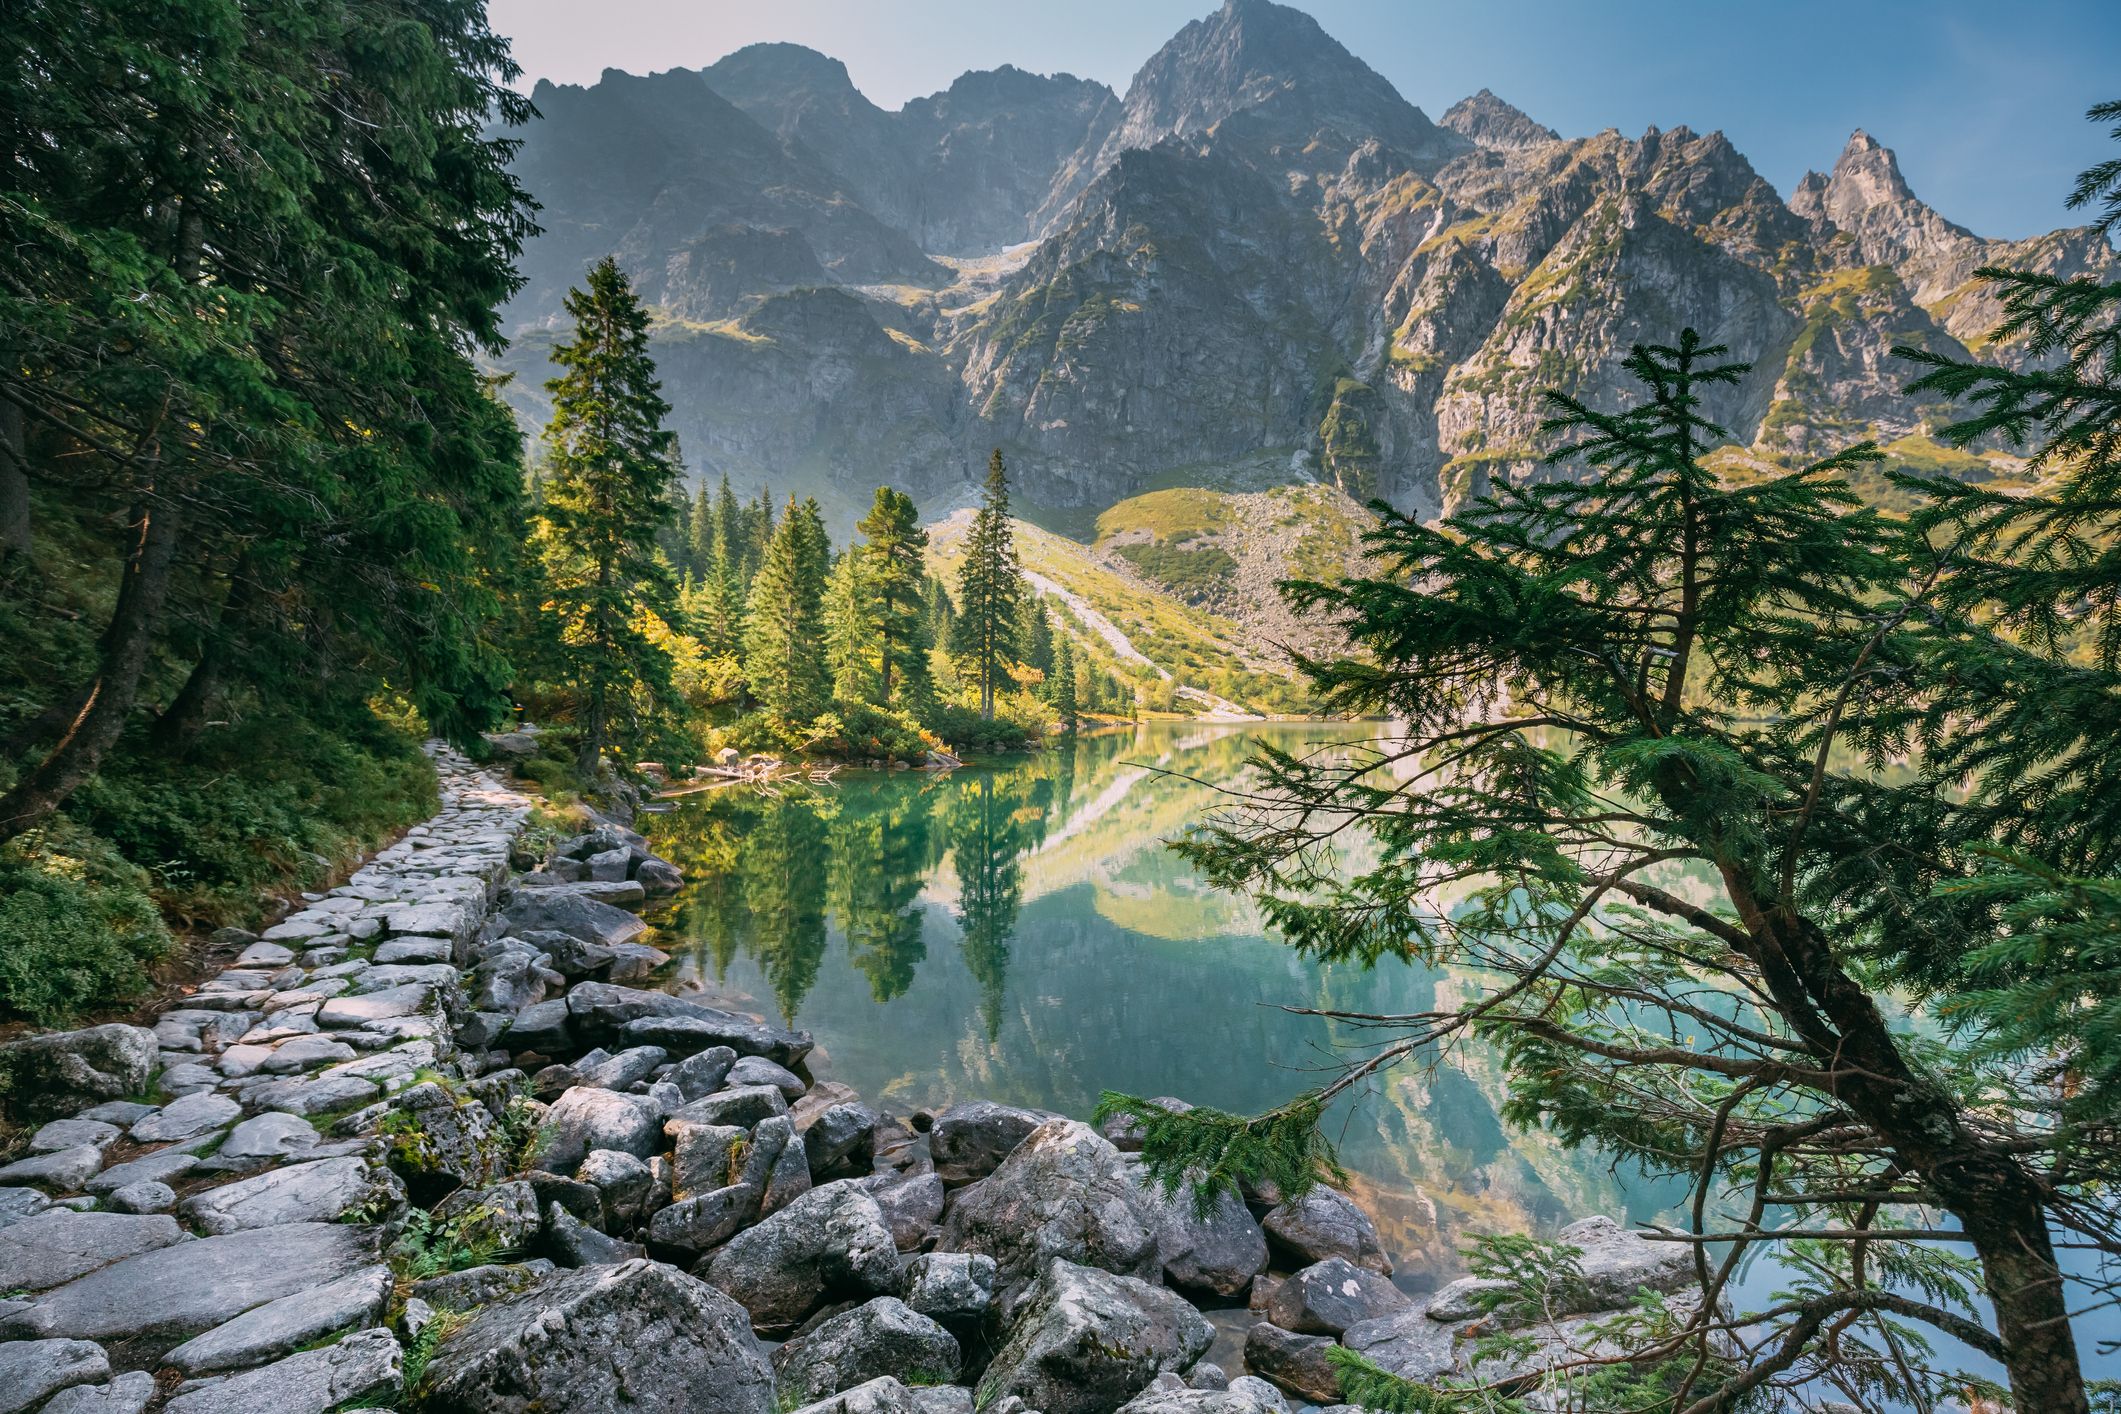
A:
639;720;1688;1299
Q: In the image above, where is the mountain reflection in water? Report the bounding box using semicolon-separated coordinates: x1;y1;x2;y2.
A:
645;720;1681;1285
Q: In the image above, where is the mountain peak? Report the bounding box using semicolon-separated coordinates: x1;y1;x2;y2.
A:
1825;127;1917;217
705;43;858;97
1106;0;1458;159
1441;89;1560;151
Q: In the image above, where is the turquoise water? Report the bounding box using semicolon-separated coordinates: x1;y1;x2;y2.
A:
643;721;1681;1286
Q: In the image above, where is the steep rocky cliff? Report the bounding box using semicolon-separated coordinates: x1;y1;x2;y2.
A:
493;0;2116;526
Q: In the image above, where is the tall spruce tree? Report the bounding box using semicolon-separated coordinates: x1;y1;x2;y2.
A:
1052;632;1078;734
534;256;682;778
950;450;1024;720
744;496;829;724
687;481;715;580
854;487;933;708
699;488;746;661
1021;599;1055;691
825;550;881;707
1109;326;2120;1412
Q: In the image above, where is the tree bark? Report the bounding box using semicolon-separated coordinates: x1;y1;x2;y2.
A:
1721;875;2091;1414
0;495;182;846
149;569;250;754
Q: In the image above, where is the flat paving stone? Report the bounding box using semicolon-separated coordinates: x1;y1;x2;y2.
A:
131;1091;240;1143
37;1370;156;1413
29;1119;122;1153
0;1145;105;1191
217;1111;320;1162
179;1156;395;1234
86;1148;200;1195
0;1221;379;1347
372;937;452;964
0;1337;110;1413
316;985;434;1028
258;1035;357;1073
74;1102;157;1126
0;1208;185;1292
242;1073;380;1116
163;1264;392;1374
163;1325;400;1414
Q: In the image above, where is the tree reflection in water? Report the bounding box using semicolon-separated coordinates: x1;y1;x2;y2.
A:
645;724;1675;1278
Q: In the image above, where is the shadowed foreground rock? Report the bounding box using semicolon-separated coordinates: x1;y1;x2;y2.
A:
979;1259;1214;1414
417;1258;774;1413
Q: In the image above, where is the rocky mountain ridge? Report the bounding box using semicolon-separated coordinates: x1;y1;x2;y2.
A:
494;0;2116;528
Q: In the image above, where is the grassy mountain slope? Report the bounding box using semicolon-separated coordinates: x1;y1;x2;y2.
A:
926;506;1321;717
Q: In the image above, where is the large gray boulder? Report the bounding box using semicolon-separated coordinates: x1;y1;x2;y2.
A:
382;1079;504;1194
671;1084;787;1130
419;1258;773;1414
1337;1303;1459;1384
978;1259;1214;1414
901;1251;997;1324
1414;1217;1692;1326
935;1120;1159;1319
406;1259;556;1311
669;1045;738;1100
0;1222;379;1348
564;982;813;1065
499;889;647;948
647;1183;758;1253
617;1011;813;1068
160;1326;401;1414
1260;1188;1392;1275
0;1025;156;1122
800;1100;879;1178
1498;1214;1689;1315
1267;1255;1410;1336
928;1100;1054;1184
531;1085;662;1172
770;1296;961;1402
1126;1167;1268;1298
129;1090;239;1143
702;1179;901;1332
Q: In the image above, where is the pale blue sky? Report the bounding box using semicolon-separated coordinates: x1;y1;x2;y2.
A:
488;0;2121;240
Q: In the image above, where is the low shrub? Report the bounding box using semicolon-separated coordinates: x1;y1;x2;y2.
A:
0;823;172;1025
70;706;436;926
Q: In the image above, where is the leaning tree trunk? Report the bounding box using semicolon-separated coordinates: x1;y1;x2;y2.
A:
0;495;182;846
1731;885;2092;1414
150;568;250;754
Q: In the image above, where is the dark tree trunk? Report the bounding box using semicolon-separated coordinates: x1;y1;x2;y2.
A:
0;496;182;846
150;582;242;755
1724;878;2091;1414
0;391;28;563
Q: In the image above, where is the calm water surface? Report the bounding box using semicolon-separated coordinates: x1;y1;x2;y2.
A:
643;721;1681;1289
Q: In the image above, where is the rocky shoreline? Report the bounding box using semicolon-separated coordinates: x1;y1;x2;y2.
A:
0;744;1691;1413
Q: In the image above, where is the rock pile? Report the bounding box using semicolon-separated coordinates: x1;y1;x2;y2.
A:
0;742;1692;1414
